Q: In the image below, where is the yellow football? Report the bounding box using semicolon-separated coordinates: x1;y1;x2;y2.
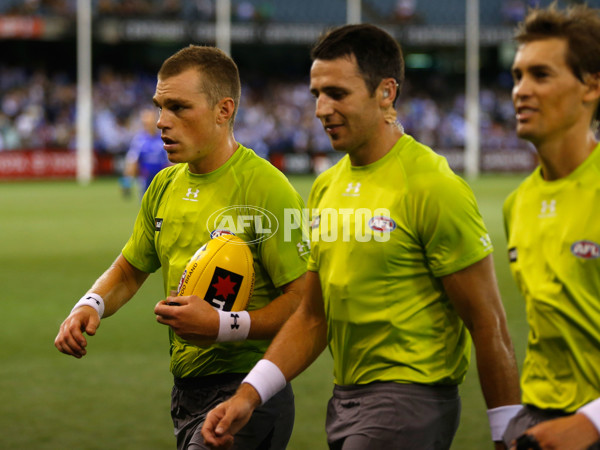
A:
176;234;255;311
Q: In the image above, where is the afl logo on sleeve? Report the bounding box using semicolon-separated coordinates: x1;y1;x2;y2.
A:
570;240;600;260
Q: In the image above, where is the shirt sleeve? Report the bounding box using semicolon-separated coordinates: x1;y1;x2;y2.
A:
121;170;165;273
409;173;493;277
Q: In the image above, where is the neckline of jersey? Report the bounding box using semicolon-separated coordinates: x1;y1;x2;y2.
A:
348;134;409;172
533;141;600;186
186;143;244;179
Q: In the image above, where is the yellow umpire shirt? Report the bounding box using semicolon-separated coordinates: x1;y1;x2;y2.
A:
308;134;493;387
504;144;600;412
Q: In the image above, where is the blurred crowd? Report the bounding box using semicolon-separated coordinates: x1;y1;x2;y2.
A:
1;0;302;22
0;0;540;25
0;64;527;157
0;1;547;157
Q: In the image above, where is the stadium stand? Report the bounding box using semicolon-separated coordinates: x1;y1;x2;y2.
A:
6;0;596;175
0;64;525;156
2;0;598;24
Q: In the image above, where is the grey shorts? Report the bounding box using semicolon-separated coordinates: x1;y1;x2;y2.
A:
503;405;600;450
171;373;295;450
326;382;461;450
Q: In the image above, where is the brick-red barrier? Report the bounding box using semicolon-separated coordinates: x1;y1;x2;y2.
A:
0;150;115;179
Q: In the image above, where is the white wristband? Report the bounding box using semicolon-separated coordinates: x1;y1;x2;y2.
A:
487;405;522;441
71;293;105;319
216;310;250;342
242;359;287;405
578;398;600;434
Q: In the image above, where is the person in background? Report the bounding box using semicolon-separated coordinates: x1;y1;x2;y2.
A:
124;107;171;199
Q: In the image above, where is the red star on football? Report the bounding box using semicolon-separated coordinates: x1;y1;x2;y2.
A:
212;275;237;299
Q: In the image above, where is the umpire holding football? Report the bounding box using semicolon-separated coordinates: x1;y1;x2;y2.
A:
201;24;521;450
55;45;308;450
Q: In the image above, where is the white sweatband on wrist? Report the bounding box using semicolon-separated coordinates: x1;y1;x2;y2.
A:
215;310;250;342
242;359;287;405
578;398;600;434
71;293;105;319
487;405;522;441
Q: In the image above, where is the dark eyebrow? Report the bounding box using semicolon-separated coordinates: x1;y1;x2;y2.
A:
514;63;552;73
511;62;555;79
529;64;552;72
154;97;192;109
310;85;348;97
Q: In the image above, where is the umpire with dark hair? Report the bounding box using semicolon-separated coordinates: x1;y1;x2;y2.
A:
202;24;521;450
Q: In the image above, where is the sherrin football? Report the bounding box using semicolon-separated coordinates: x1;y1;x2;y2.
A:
176;234;255;311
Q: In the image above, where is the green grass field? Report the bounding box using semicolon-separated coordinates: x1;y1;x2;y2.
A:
0;173;528;449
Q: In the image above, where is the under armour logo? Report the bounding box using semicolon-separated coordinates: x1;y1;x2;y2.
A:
539;199;556;218
296;241;310;256
183;188;199;202
230;313;240;330
86;296;100;306
479;234;493;251
343;182;361;196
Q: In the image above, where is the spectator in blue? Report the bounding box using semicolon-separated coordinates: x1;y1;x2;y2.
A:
124;107;170;199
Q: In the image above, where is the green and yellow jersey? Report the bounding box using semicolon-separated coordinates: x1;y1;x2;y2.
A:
307;134;493;386
504;145;600;412
122;145;308;378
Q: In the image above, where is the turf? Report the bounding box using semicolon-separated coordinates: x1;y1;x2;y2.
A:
0;173;527;449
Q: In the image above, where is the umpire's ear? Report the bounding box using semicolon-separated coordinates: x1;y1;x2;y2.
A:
216;97;235;127
583;72;600;108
